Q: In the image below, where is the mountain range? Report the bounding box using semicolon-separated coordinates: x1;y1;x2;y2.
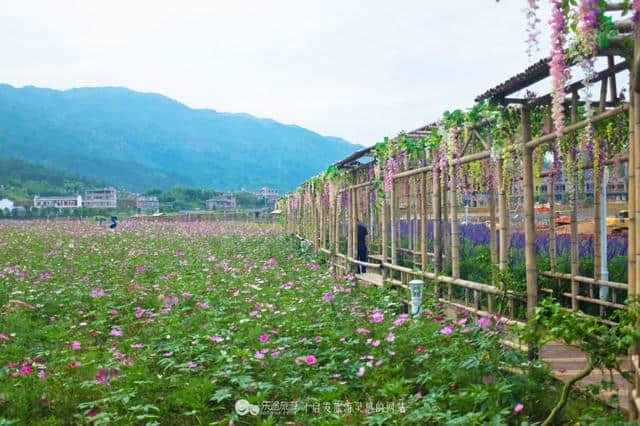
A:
0;84;361;192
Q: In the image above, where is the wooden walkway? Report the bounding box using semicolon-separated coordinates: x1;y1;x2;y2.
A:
354;272;631;411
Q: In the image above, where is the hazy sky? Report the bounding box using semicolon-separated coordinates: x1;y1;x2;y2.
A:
1;1;552;146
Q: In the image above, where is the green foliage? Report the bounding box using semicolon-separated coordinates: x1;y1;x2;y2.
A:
0;84;361;192
0;157;104;200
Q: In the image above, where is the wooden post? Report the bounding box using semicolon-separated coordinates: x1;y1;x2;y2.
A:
608;55;618;106
594;80;608;301
570;90;579;311
549;173;557;274
442;169;450;265
522;105;538;324
381;187;389;284
497;159;509;271
391;179;397;266
420;172;427;272
451;160;460;303
433;165;442;298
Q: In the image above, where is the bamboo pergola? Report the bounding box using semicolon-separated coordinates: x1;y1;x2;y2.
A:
283;4;640;417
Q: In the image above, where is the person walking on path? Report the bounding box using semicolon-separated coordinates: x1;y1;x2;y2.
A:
357;218;368;273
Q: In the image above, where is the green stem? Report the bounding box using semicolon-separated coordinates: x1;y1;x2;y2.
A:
542;361;594;426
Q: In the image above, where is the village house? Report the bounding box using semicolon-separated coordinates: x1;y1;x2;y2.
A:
254;187;279;204
206;196;237;210
84;187;117;208
136;195;159;212
33;195;83;208
0;198;14;211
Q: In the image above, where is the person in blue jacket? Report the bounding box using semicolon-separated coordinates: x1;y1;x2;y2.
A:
356;218;368;273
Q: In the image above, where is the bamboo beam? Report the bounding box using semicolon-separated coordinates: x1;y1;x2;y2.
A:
522;105;538;324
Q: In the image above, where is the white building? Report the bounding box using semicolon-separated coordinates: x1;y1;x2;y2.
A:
254;187;279;204
136;196;159;212
0;199;14;211
84;187;117;208
34;195;83;209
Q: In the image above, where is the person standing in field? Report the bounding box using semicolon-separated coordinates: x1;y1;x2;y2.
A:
357;218;368;273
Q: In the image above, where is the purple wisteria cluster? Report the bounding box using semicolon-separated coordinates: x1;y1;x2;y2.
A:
524;0;541;59
549;0;570;144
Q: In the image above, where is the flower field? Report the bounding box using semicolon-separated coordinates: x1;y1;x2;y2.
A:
0;220;629;424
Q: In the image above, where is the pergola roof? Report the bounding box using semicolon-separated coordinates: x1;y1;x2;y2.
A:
475;57;551;102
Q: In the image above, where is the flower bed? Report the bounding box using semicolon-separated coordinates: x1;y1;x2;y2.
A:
0;221;628;424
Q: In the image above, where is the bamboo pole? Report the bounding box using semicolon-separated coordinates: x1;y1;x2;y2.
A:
570;91;580;312
594;80;608;301
497;158;509;271
433;165;442;298
420;172;427;272
631;37;640;420
442;169;450;266
353;187;359;272
549;172;557;276
608;55;618;106
381;188;389;284
522;105;538;325
451;160;461;303
391;180;397;266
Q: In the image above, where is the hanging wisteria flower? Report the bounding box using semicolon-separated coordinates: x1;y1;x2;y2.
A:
633;0;640;29
549;0;569;143
524;0;541;60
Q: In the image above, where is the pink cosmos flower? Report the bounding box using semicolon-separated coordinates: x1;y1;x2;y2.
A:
163;352;173;357
186;361;197;368
371;340;381;347
416;346;426;353
68;361;82;368
476;316;492;332
357;366;366;377
90;288;105;298
393;314;409;327
82;275;90;283
356;328;371;334
440;324;454;335
110;328;123;337
305;355;317;365
386;332;395;343
249;311;258;317
370;309;384;324
70;341;82;350
514;403;524;413
0;333;9;340
281;281;293;289
255;351;265;360
210;335;223;342
196;302;209;309
259;333;269;343
314;336;322;343
131;343;144;348
322;292;335;302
